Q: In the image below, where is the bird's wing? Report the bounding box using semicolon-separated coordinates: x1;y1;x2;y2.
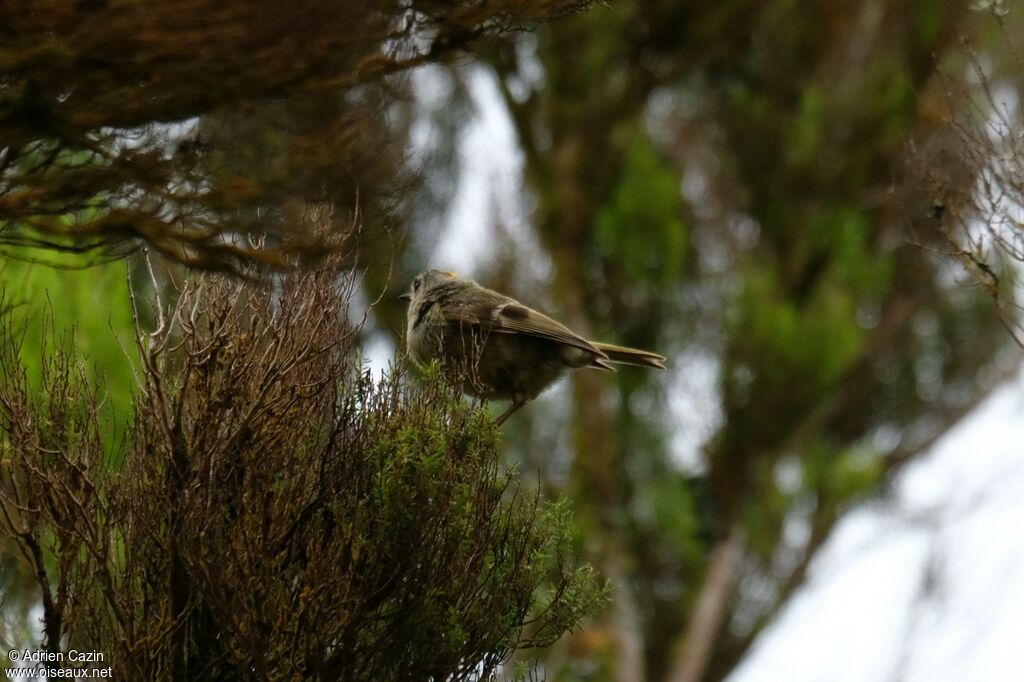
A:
489;302;606;357
437;285;606;358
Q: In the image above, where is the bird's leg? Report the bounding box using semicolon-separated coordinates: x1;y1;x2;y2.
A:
494;398;528;427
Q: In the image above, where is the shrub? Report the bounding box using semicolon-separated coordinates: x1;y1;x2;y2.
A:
0;266;606;680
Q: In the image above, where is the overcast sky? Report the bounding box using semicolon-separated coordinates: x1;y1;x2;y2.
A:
730;368;1024;682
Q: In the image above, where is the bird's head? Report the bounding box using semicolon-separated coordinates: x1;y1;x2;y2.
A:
399;269;460;305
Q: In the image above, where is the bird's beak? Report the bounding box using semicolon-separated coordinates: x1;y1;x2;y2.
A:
398;292;412;302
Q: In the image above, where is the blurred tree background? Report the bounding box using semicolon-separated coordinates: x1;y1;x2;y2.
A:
384;2;1023;680
3;0;1024;680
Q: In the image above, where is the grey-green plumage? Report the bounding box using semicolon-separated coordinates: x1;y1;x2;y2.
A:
401;269;666;426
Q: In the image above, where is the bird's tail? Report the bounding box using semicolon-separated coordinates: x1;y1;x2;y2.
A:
590;342;667;370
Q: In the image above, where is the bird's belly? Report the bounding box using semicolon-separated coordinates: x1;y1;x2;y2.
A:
412;327;573;401
475;335;569;401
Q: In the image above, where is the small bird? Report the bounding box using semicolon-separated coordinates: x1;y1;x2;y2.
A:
400;269;666;426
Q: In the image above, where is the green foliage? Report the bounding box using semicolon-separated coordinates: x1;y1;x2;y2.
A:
596;132;688;286
728;262;865;403
638;472;705;573
787;86;825;167
727;203;897;416
0;256;136;448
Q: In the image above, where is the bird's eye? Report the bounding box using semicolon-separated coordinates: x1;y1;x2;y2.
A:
413;279;421;292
